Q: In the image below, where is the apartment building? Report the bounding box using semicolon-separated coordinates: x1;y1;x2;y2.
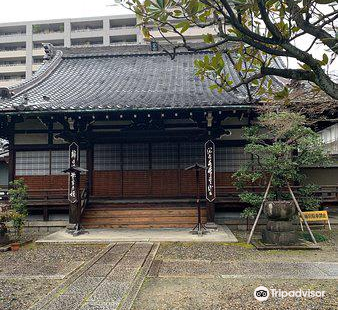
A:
0;14;143;87
0;13;217;88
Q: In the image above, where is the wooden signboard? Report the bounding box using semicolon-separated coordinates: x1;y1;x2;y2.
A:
68;142;79;204
205;140;216;202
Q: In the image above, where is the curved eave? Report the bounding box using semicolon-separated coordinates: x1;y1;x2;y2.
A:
1;104;256;116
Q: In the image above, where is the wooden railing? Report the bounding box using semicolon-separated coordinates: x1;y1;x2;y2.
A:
216;185;338;204
27;189;68;221
28;189;68;200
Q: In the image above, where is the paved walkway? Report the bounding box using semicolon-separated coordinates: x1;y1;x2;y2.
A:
36;226;238;243
30;242;158;310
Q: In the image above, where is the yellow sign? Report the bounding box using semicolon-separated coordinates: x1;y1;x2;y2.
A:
299;210;331;231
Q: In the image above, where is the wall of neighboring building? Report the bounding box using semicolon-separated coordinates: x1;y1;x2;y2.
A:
0;14;217;88
0;162;8;186
319;124;338;156
302;167;338;185
0;14;142;87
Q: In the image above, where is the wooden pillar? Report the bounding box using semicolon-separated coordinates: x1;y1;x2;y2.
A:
8;131;15;184
69;171;81;225
86;143;93;195
206;201;215;222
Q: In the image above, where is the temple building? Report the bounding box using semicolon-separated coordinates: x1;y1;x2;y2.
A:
0;44;336;228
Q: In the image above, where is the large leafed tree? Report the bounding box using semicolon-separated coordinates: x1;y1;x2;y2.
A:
122;0;338;101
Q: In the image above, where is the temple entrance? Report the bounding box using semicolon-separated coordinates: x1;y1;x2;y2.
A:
92;142;206;199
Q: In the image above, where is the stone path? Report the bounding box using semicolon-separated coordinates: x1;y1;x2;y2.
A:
30;242;158;310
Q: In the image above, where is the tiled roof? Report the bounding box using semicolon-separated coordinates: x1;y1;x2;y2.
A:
0;45;253;113
0;139;8;159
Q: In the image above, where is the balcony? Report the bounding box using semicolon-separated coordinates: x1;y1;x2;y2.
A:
71;37;103;47
0;34;26;44
0;25;26;43
0;32;26;37
70;30;104;40
0;78;24;87
0;64;26;74
110;34;137;45
109;41;139;47
72;27;103;33
148;26;217;40
0;49;26;59
32;48;45;57
109;26;138;36
71;20;103;38
33;32;64;41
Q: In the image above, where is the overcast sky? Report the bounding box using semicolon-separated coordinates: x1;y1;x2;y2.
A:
0;0;131;23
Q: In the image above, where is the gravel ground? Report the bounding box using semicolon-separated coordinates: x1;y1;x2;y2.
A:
156;229;338;263
0;279;59;310
0;242;104;310
0;229;336;310
134;229;338;309
132;278;337;310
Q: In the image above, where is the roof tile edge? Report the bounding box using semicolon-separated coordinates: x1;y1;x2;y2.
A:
9;50;63;98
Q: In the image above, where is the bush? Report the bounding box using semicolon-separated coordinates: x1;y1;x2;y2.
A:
240;207;257;219
300;231;328;243
8;179;28;237
233;111;329;215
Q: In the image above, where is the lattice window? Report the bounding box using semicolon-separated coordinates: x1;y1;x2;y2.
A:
15;151;50;176
94;144;121;171
123;143;149;170
216;146;250;172
179;142;204;169
51;150;87;175
152;142;179;169
51;150;68;175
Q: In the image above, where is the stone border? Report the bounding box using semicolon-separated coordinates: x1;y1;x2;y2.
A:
118;243;160;310
29;243;118;310
252;241;322;250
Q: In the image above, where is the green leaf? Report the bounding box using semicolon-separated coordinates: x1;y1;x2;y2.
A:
188;0;199;15
156;0;164;9
202;33;214;44
175;21;191;34
274;86;289;99
321;53;329;66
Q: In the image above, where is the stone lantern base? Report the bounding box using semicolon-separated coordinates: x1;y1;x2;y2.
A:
262;201;298;245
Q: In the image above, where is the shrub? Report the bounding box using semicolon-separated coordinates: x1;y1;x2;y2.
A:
301;231;328;243
233;112;329;215
8;179;28;237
